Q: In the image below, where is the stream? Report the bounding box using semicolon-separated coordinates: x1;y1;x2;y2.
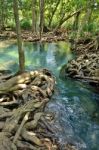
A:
0;40;99;150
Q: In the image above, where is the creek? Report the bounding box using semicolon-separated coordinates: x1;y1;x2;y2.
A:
0;40;99;150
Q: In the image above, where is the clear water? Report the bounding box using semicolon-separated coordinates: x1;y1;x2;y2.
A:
0;41;99;150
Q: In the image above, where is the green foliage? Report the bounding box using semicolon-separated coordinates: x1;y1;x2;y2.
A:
64;22;73;30
83;23;94;32
20;19;31;30
7;21;15;29
0;0;99;37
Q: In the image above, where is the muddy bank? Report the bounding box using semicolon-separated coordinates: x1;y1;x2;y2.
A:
0;69;56;150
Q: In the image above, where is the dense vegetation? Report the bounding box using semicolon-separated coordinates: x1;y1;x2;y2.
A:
0;0;99;37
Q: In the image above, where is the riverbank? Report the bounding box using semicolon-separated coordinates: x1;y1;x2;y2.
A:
60;36;99;87
0;69;77;150
0;69;57;150
71;36;99;55
0;30;67;42
1;31;99;86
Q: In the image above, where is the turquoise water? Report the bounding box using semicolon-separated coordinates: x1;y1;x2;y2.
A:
0;41;99;150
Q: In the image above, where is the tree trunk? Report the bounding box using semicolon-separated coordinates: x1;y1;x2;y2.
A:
95;34;99;50
0;0;5;31
39;0;44;40
13;0;25;73
85;7;93;31
32;0;36;33
54;7;84;31
73;11;80;31
48;0;60;27
77;0;94;39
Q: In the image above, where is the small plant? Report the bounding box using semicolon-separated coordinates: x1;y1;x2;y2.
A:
83;23;94;32
20;19;31;30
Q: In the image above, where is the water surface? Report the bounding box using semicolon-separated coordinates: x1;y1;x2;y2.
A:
0;41;99;150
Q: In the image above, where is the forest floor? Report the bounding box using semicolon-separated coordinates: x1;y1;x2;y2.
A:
0;30;67;42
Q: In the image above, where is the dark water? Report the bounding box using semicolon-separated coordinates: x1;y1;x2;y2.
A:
0;41;99;150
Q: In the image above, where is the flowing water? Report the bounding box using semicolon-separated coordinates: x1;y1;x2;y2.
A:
0;40;99;150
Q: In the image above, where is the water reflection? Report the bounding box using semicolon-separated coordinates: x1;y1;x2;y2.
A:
24;42;72;75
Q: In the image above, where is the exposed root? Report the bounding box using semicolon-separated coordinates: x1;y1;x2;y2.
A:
0;30;67;42
71;36;99;55
0;69;58;150
60;52;99;86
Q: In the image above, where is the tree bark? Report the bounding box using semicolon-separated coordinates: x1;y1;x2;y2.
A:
13;0;25;73
73;11;80;31
39;0;44;40
95;34;99;50
32;0;36;33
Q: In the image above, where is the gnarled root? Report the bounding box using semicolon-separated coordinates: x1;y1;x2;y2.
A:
0;69;57;150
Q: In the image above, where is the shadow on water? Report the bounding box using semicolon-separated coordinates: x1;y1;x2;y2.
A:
0;40;99;150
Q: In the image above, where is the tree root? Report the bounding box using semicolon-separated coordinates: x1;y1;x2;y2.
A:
61;52;99;86
0;69;59;150
71;36;99;55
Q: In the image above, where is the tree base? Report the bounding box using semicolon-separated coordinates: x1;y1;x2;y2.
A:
0;69;58;150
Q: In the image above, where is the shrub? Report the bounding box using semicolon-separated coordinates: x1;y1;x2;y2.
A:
20;19;31;30
83;23;94;32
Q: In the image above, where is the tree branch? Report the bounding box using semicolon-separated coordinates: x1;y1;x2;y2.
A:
54;7;85;31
